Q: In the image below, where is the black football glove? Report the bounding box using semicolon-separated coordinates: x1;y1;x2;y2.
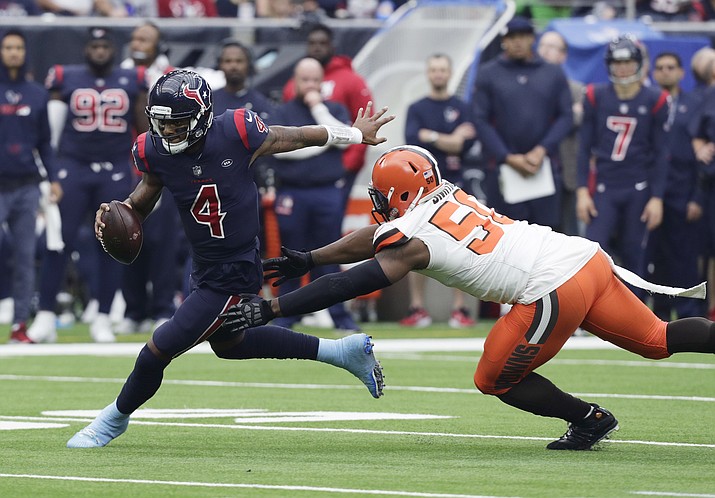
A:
263;246;315;287
220;294;275;331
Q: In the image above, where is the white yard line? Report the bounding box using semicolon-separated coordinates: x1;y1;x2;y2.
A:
0;473;517;498
2;415;714;449
1;373;713;402
0;336;621;357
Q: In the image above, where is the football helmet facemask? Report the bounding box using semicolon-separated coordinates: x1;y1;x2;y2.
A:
146;69;213;155
605;34;644;86
368;145;442;224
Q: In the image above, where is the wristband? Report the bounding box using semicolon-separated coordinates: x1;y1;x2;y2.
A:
324;125;363;146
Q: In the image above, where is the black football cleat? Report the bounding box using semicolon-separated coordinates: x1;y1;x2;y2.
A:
547;403;619;450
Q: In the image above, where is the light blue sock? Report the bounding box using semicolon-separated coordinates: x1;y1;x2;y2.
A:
316;338;341;366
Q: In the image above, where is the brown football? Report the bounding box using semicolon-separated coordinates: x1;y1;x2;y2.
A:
100;200;143;265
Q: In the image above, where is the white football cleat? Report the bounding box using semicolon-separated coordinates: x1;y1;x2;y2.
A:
90;313;115;343
26;311;57;343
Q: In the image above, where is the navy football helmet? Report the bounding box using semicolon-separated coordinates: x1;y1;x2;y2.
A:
146;69;213;154
605;34;644;85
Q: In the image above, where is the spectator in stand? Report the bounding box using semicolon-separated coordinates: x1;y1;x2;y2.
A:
576;35;669;301
283;23;373;209
537;30;584;236
103;0;158;17
27;28;148;344
270;57;361;333
0;30;61;343
473;16;573;231
400;53;477;329
0;0;40;15
649;51;706;320
158;0;217;17
115;21;181;337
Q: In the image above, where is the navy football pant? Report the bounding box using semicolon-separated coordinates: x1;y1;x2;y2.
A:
586;185;651;299
115;285;319;414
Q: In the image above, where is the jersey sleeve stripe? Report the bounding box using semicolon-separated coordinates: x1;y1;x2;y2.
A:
232;109;251;150
134;133;150;172
373;227;409;253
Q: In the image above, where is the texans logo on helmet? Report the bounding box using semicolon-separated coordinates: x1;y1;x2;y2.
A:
182;84;207;110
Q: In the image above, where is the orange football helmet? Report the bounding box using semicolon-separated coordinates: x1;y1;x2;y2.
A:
368;145;442;223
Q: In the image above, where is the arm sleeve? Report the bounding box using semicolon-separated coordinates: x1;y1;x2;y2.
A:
278;259;391;317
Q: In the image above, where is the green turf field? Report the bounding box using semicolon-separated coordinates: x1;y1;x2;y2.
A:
1;321;714;497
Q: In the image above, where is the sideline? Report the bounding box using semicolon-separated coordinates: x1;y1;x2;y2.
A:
0;336;619;357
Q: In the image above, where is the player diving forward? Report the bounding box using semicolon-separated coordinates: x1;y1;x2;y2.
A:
221;145;715;451
66;69;393;448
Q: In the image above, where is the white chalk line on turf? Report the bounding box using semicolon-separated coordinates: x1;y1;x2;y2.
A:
0;474;515;498
1;374;714;403
3;415;714;449
0;336;620;357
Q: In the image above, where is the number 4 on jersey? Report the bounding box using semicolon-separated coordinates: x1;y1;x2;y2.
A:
191;184;226;238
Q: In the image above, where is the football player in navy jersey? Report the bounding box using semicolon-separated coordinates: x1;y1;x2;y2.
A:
66;69;392;448
27;27;149;344
576;35;669;299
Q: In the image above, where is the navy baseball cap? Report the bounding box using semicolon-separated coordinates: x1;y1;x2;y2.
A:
88;27;113;43
501;16;535;37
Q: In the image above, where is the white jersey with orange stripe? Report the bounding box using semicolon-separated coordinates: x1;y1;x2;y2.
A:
372;182;599;305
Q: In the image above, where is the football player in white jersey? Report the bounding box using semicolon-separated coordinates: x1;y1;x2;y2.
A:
220;145;714;451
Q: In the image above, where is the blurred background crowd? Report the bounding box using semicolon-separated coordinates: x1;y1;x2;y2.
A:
4;0;715;343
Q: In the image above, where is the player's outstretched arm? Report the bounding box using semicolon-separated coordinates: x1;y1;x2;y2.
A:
263;225;379;286
255;102;394;158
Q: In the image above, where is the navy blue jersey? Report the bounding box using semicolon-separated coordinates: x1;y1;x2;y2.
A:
577;83;670;197
212;87;275;123
0;78;55;181
405;96;474;181
270;99;349;187
132;109;269;266
46;64;147;162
